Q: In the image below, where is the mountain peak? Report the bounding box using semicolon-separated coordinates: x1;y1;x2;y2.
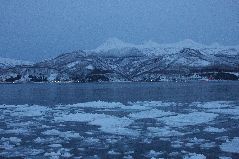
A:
172;39;205;48
142;40;160;48
95;37;135;52
92;38;239;55
104;37;125;44
181;39;198;44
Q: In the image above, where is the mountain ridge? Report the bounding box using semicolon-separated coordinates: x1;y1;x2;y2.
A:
0;57;33;68
93;38;239;53
0;39;239;83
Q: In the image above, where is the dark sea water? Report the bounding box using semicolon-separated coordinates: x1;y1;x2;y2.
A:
0;81;239;105
0;82;239;159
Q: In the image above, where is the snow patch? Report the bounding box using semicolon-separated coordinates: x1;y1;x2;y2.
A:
48;73;58;81
0;57;32;68
67;61;80;68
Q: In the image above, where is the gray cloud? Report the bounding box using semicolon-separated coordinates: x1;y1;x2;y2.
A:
0;0;238;61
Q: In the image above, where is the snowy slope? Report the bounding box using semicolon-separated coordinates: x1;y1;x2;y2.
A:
92;38;239;56
0;57;33;68
0;39;239;83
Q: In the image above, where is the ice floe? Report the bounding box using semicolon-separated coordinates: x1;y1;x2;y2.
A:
42;129;81;139
147;126;184;137
0;137;22;151
183;153;206;159
208;107;239;116
48;144;63;148
4;128;29;135
123;155;134;159
0;148;44;157
55;112;138;136
129;101;176;108
171;140;184;148
63;101;125;109
128;109;175;119
194;101;233;109
200;142;216;149
203;126;226;133
82;137;100;146
89;116;138;136
144;150;163;158
192;101;239;118
158;112;218;127
44;148;72;158
10;105;50;117
0;100;238;158
55;113;108;122
34;137;62;144
108;150;121;155
184;137;213;148
220;137;239;153
219;157;232;159
1;137;21;144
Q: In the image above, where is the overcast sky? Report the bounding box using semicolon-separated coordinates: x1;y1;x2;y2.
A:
0;0;239;61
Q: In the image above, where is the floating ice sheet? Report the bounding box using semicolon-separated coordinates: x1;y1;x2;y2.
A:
147;126;184;137
203;126;226;133
0;100;238;158
158;112;218;127
220;137;239;153
183;153;206;159
128;109;175;119
193;101;233;109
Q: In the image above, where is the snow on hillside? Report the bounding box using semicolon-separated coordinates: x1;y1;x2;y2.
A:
92;38;239;56
0;57;33;68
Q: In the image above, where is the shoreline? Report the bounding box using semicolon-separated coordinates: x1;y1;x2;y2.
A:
0;80;239;84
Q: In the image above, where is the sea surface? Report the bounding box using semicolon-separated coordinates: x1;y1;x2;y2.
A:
0;81;239;158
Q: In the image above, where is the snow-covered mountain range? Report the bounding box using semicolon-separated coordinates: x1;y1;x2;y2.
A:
0;57;32;68
1;38;239;83
93;38;239;56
